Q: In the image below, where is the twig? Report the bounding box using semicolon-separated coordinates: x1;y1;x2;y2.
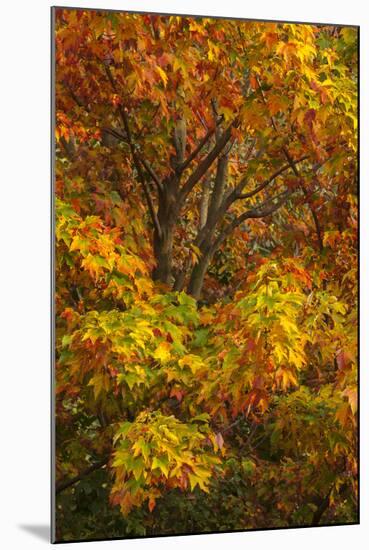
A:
55;457;109;495
104;64;162;238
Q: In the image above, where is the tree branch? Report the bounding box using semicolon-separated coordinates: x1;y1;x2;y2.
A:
104;64;162;238
199;176;212;229
311;488;332;525
55;457;109;495
140;158;163;192
179;126;216;173
191;156;299;254
102;127;128;143
236;155;309;201
207;151;229;225
212;188;296;253
179;108;226;174
255;76;324;253
179;118;239;201
64;82;90;112
135;103;160;140
282;146;324;252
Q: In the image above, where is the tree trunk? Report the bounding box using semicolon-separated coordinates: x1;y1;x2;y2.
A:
152;225;175;285
152;179;179;286
187;248;213;300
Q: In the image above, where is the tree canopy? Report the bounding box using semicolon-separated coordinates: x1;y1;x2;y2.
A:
54;8;358;542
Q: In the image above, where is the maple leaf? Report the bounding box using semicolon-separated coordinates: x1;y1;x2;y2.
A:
153;341;172;363
156;66;168;87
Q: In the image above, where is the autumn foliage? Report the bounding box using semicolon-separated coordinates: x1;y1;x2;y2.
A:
53;8;358;541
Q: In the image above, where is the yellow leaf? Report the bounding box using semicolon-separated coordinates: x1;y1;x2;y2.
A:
88;372;110;400
173;57;182;73
273;343;286;364
188;472;200;491
153;341;172;363
151;456;169;478
288;348;305;369
135;277;153;297
276;367;298;390
207;40;220;62
156;66;168;87
178;354;204;373
220;106;234;123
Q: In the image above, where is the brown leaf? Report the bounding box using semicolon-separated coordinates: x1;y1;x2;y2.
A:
215;432;224;449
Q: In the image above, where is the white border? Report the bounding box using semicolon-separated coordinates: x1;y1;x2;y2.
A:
1;1;367;548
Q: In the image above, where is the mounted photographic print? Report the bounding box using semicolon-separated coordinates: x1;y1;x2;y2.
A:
52;6;359;543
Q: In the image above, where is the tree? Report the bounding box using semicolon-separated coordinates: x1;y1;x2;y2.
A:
54;9;358;542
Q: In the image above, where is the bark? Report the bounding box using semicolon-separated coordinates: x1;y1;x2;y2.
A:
152;178;179;285
153;223;175;284
187;247;214;300
187;188;296;299
187;149;229;298
180;118;238;200
152;118;188;284
173;175;211;292
173;118;187;163
207;153;229;226
153;119;234;287
199;177;211;229
173;266;187;292
59;135;76;158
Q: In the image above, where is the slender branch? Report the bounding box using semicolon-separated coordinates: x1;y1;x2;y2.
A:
102;127;128;143
104;64;162;238
55;457;109;495
194;108;210;130
59;135;76;159
193;158;302;254
244;421;259;448
255;76;324;252
136;103;160;140
245;188;295;219
179;126;217;173
207;151;229;225
64;82;90;112
255;75;279;133
311;485;335;525
282;147;324;252
222;416;244;434
185;96;225;167
180;118;239;201
235;155;309;201
212;188;296;253
140;158;163;192
182;148;327;290
102;126;163;193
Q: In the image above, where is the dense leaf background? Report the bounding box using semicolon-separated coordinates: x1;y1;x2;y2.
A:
54;9;358;542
